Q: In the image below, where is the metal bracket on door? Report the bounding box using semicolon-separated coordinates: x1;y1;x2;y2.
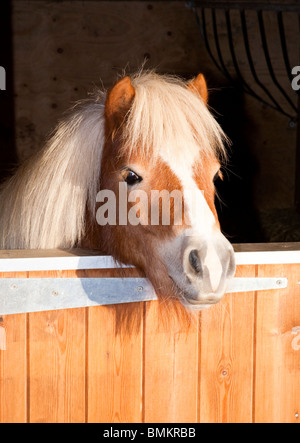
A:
227;277;287;293
0;277;287;316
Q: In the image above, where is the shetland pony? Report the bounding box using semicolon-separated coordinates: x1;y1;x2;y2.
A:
0;71;235;309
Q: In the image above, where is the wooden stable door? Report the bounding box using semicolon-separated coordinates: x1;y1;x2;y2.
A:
0;246;300;423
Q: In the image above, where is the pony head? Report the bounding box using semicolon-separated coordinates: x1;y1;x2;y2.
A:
0;70;235;310
94;72;235;309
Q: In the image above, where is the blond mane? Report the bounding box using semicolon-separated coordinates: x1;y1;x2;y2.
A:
124;71;227;161
0;97;106;249
0;71;227;249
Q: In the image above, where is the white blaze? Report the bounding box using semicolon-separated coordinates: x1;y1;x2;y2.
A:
159;147;215;236
159;147;223;294
203;245;223;292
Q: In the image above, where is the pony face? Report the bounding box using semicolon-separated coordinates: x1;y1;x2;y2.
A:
98;72;235;310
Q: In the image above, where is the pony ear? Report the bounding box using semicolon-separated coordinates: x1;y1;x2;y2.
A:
187;73;208;105
105;76;135;133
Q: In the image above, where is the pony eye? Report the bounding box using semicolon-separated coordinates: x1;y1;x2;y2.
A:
122;169;143;186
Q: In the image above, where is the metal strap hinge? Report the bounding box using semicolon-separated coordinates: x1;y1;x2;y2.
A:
0;277;287;315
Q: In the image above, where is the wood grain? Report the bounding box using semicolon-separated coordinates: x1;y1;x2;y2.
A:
0;314;27;423
1;258;300;422
28;306;86;423
27;270;86;423
87;302;144;423
12;1;208;160
199;265;256;423
143;300;199;423
0;271;27;423
254;263;300;423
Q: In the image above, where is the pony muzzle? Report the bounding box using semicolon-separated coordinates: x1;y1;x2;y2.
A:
181;235;236;308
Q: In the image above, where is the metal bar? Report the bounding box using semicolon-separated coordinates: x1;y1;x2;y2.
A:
257;9;298;113
277;10;295;86
225;9;253;95
197;7;227;77
227;277;287;292
225;8;277;106
240;9;291;115
0;278;156;316
211;8;236;84
0;277;288;316
187;2;300;13
190;5;296;119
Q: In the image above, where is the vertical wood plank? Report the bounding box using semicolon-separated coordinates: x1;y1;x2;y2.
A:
143;301;199;423
2;257;300;423
0;271;27;423
199;265;256;423
27;270;86;423
87;303;144;423
0;313;27;423
255;264;300;423
28;306;86;423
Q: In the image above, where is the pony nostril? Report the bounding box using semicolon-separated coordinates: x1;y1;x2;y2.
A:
189;249;203;276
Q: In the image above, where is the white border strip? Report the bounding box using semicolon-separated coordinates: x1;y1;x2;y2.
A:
0;249;300;273
0;255;132;273
235;250;300;265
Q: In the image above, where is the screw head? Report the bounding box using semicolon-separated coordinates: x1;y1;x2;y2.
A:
289;120;296;128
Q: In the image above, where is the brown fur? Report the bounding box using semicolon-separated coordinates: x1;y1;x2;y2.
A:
83;74;222;306
188;73;209;104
